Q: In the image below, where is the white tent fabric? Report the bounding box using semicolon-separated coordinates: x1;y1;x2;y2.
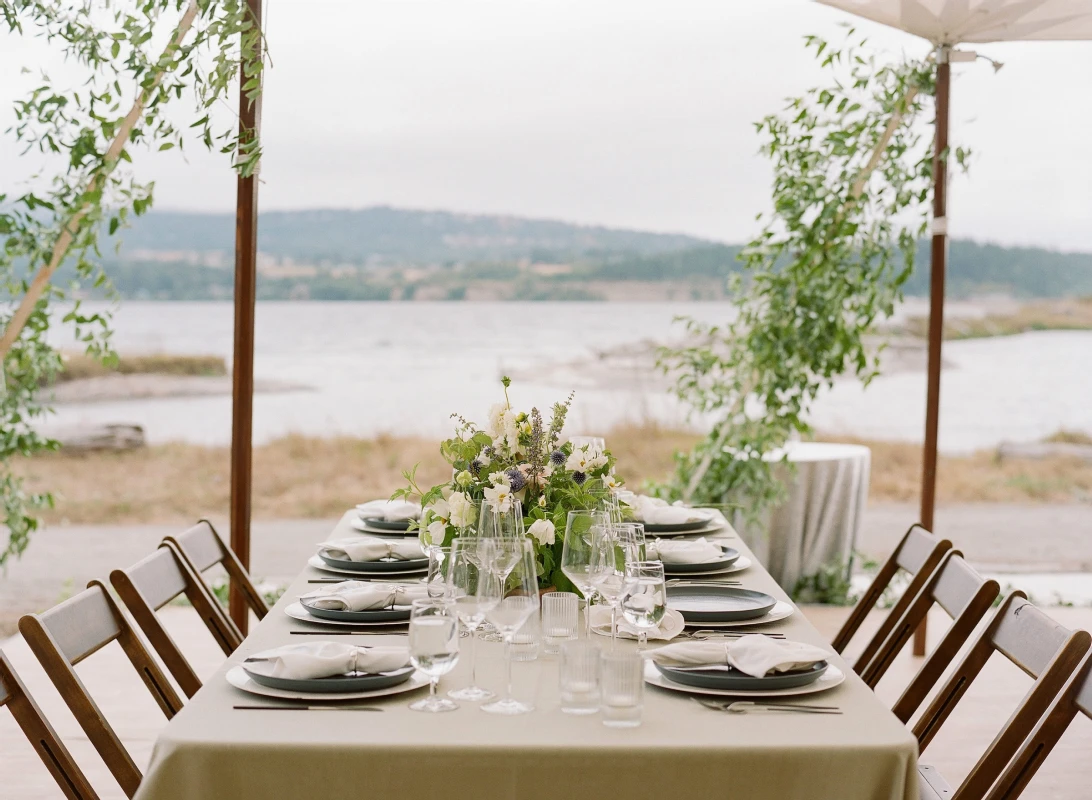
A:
817;0;1092;44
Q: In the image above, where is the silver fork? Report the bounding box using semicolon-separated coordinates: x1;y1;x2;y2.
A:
692;698;841;714
679;630;786;640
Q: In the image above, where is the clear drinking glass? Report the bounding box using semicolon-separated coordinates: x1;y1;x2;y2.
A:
541;591;579;654
620;561;666;649
426;545;453;599
447;541;495;702
600;651;643;727
481;538;540;715
568;436;606;452
510;612;541;662
561;510;612;638
408;599;460;713
589;521;625;646
559;640;601;715
614;522;647;563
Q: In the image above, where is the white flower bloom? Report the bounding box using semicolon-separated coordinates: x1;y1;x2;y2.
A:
537;495;547;508
483;484;513;513
486;403;508;441
447;491;476;529
527;518;555;546
604;472;622;491
565;448;592;472
488;471;511;488
427;519;448;544
426;497;451;524
501;410;520;452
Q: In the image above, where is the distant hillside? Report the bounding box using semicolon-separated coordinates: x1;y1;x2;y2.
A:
115;207;705;264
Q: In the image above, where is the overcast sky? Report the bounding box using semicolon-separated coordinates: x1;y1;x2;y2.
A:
3;0;1091;249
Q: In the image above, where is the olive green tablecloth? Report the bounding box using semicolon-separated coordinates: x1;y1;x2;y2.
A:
134;512;918;800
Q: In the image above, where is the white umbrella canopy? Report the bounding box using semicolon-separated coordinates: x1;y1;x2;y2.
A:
817;0;1092;43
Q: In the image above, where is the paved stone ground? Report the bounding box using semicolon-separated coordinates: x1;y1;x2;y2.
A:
2;605;1091;799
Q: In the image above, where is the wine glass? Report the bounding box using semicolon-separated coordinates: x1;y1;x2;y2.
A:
447;540;495;702
408;599;460;713
589;522;625;647
425;545;453;600
613;522;646;563
561;510;612;638
620;561;667;650
568;436;605;452
480;538;540;715
478;498;525;543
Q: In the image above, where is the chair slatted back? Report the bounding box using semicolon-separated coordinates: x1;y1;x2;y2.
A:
19;581;184;798
861;550;999;697
832;523;952;668
111;544;242;699
163;520;267;624
983;651;1092;800
911;595;1091;800
0;651;99;800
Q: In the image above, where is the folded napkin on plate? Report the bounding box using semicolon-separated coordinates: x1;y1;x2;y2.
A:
243;642;411;680
644;636;830;677
356;499;421;521
631;495;712;526
321;538;423;562
302;581;428;611
589;605;680;641
648;537;723;565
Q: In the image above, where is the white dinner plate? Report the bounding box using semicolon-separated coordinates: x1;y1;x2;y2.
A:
643;660;845;698
680;600;794;628
307;554;428;578
666;556;752;578
591;608;686;641
285;602;411;628
226;664;429;701
348;517;418;537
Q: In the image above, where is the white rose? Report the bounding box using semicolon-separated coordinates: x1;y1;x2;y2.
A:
483;483;513;513
527;518;555;546
448;491;476;528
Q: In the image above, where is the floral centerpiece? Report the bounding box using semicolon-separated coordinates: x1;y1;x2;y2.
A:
393;377;620;590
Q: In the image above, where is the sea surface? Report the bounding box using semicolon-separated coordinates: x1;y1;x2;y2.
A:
41;300;1092;452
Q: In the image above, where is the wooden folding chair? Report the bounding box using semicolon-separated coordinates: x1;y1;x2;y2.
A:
163;519;268;626
859;550;999;698
19;581;184;799
912;595;1091;800
831;523;952;673
110;543;243;699
0;650;99;800
983;649;1092;800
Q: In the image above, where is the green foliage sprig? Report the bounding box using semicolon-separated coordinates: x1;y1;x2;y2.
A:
658;32;935;515
0;0;266;564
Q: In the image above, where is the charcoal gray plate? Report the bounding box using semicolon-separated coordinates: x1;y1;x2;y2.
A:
318;551;428;573
655;661;828;691
663;545;740;574
666;585;776;623
643;518;713;533
349;518;418;537
359;517;413;532
299;597;411;623
242;665;414;694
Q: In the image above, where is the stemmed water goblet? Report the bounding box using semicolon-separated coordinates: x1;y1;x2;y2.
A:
589;521;626;647
425;545;453;600
477;499;524;641
446;540;495;702
620;561;667;650
560;510;612;638
480;538;540;715
408;598;460;713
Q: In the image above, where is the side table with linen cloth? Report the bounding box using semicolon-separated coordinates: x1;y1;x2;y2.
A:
734;442;871;592
132;510;916;800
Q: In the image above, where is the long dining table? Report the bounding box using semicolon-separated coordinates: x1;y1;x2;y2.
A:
134;511;919;800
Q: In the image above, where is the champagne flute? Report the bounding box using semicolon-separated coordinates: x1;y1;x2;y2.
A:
480;538;539;715
447;540;495;702
408;599;460;713
620;561;667;650
561;510;611;638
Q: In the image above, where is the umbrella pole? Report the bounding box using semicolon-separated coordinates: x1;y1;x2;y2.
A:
915;49;950;656
229;0;264;635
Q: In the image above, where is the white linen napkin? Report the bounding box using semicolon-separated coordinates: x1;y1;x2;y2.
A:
648;537;723;565
321;538;423;562
589;605;680;641
644;636;830;677
243;642;411;679
301;581;428;611
356;499;421;522
631;495;712;526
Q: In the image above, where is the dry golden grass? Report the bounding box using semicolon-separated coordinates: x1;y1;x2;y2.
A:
54;352;227;383
902;297;1092;340
11;426;1091;525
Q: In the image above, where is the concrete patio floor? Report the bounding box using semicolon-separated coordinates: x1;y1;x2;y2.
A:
2;604;1091;799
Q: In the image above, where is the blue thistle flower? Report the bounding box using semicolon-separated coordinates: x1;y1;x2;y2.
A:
550;450;565;465
482;445;495;458
506;468;527;492
469;459;482;476
572;471;587;486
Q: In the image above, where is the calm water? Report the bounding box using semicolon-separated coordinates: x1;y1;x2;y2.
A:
41;301;1092;451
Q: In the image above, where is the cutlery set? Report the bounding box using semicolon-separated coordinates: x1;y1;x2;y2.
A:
691;698;841;715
